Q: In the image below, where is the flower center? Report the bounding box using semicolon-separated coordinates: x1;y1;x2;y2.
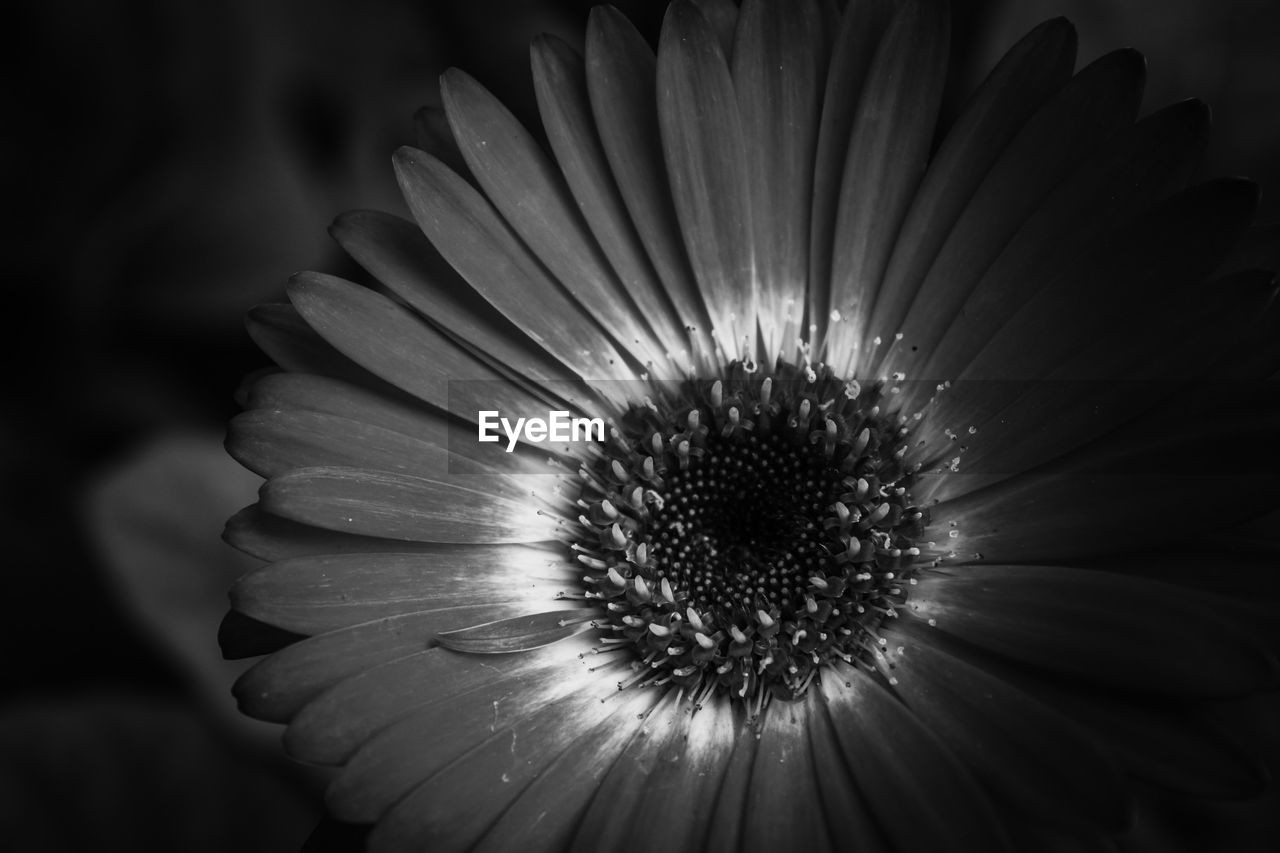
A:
571;361;926;707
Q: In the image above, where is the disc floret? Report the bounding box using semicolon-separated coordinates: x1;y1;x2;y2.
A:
572;360;926;706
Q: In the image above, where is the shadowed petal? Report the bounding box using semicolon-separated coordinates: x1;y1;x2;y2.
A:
825;0;949;365
658;1;757;355
863;18;1077;374
224;504;451;562
744;698;833;852
819;662;1013;852
881;619;1131;831
905;565;1278;695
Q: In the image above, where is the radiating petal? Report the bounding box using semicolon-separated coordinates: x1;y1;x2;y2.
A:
245;303;382;389
744;698;833;852
393;146;636;392
530;35;688;365
585;7;716;362
881;619;1131;830
819;662;1013;852
230;547;571;634
224;504;447;562
730;0;827;353
824;0;949;365
867;47;1144;376
470;689;661;853
864;16;1076;373
569;694;740;853
285;636;592;765
330;210;572;386
802;688;892;852
435;610;590;654
906;565;1278;695
332;656;629;827
441;68;671;372
232;604;547;721
693;0;738;59
658;0;757;354
808;0;896;340
259;466;556;544
287;271;581;420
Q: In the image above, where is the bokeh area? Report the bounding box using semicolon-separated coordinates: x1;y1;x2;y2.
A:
5;1;1279;850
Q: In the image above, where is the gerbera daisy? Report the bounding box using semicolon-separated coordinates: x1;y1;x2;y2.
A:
222;0;1280;850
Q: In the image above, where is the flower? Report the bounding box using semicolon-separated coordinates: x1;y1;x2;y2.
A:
222;1;1280;850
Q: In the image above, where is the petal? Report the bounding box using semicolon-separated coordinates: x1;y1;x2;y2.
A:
730;0;827;353
569;693;740;853
693;0;738;59
808;0;896;340
585;6;715;360
802;688;892;853
916;97;1208;387
864;16;1077;372
657;0;757;354
330;210;571;387
824;0;950;365
331;656;630;825
530;35;688;365
441;68;670;371
285;636;591;765
435;610;591;654
880;619;1131;830
470;689;662;853
223;504;446;563
818;662;1013;852
366;683;652;853
868;47;1144;376
905;565;1278;695
245;303;382;389
744;698;833;852
229;547;571;634
287;271;577;418
393;146;635;389
259;466;555;544
232;604;545;722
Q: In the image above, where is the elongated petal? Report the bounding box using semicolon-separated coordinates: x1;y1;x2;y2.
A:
569;694;740;853
802;689;892;852
259;466;555;544
865;17;1077;372
585;6;715;360
288;271;571;419
531;35;688;365
442;69;669;371
868;48;1143;376
881;619;1131;830
744;699;833;852
906;565;1278;695
819;662;1013;852
393;146;634;390
223;504;448;563
470;689;661;853
435;610;590;653
808;0;896;339
330;210;572;386
731;0;827;351
658;1;757;354
332;656;628;825
230;548;570;634
232;604;543;721
825;0;949;365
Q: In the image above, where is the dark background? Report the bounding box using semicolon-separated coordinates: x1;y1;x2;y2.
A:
4;0;1279;850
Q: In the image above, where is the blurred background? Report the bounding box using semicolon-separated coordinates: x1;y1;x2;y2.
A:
4;0;1279;850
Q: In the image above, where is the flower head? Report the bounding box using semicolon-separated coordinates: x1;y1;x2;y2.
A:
223;1;1280;850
